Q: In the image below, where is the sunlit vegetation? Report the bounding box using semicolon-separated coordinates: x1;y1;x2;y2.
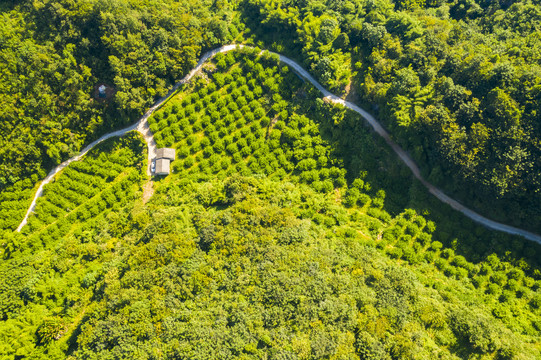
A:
144;51;541;357
240;0;541;232
0;0;237;192
2;169;540;358
0;180;38;232
148;49;348;195
1;1;541;359
2;133;145;256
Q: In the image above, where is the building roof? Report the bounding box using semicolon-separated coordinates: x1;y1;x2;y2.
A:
155;158;170;175
156;148;176;160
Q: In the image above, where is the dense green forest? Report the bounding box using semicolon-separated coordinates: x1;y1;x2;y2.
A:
1;0;540;228
1;48;541;359
1;0;541;358
240;0;541;231
0;0;236;191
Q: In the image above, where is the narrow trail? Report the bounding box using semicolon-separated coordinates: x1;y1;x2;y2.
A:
15;45;541;246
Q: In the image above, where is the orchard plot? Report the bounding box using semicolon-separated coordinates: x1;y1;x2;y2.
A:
20;133;145;249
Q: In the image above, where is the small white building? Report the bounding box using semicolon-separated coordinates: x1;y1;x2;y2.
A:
156;148;176;161
153;148;176;176
155;158;170;175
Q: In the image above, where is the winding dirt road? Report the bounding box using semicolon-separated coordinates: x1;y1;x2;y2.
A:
15;45;541;246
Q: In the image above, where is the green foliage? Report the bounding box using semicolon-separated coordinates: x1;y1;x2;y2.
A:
2;27;541;359
242;0;541;232
0;0;236;192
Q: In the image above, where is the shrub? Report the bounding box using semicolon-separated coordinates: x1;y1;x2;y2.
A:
343;188;360;207
295;159;319;172
193;121;203;132
357;194;371;207
216;58;227;71
260;117;270;127
404;223;420;237
177;147;190;159
186;135;197;145
203;146;214;158
237;76;246;86
210;111;220;121
487;283;501;295
530;294;541;309
149;123;159;133
201;137;211;148
228;102;238;112
158;119;168;131
491;272;507;287
417;232;431;246
333;177;347;188
402;247;419;264
201;115;211;128
198;87;208;97
240;146;252;157
185;105;195;116
220;107;229;117
237;138;247;148
163;107;171;118
190;141;202;153
254;107;265;119
366;208;391;223
507;279;520;292
232;152;242;163
314;180;334;193
226;143;238;155
237;96;248;107
236;117;246;129
388;247;403;259
245;112;255;123
233;110;243;120
171;125;183;141
164;135;175;147
231;89;242;99
472;275;488;288
220;158;231;170
205;124;216;136
451;255;469;269
214;73;225;87
202;95;212;105
213;139;225;153
424;251;435;262
507;269;524;281
441;248;454;259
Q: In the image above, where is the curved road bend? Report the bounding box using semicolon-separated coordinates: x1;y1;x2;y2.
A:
16;45;541;245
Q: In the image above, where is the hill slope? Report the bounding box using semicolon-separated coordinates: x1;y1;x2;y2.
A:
1;49;540;359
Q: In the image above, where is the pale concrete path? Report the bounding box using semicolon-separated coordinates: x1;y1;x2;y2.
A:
15;45;541;246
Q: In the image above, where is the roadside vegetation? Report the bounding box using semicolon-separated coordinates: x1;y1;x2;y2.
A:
0;180;38;232
240;0;541;232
